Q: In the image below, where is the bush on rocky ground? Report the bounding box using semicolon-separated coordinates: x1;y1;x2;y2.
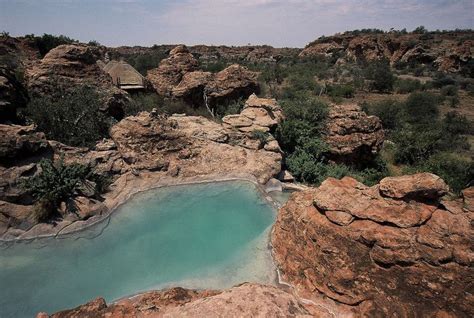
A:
394;78;422;93
364;58;395;93
25;33;78;57
25;84;112;148
21;158;110;222
365;91;473;193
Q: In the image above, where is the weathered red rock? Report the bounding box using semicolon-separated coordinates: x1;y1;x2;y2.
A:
324;104;384;163
272;175;474;317
146;45;199;96
26;44;130;119
379;173;449;200
0;124;50;164
147;45;259;107
204;64;259;106
222;94;283;134
45;283;324;317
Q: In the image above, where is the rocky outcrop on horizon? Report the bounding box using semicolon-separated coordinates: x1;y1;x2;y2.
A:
324;103;384;164
272;173;473;317
300;31;473;73
146;45;259;107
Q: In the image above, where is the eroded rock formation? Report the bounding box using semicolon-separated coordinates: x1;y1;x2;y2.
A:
26;44;130;119
324;103;384;164
272;173;474;317
146;45;259;107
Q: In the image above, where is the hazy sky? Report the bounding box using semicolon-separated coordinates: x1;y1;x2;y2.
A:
1;0;473;48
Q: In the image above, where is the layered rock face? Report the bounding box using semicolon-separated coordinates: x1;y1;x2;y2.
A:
146;45;259;106
110;96;283;184
43;283;321;317
26;44;130;119
272;173;474;317
324;104;384;164
146;45;199;95
300;32;473;73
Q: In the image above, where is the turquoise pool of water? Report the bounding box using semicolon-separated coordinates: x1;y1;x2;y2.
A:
0;181;277;317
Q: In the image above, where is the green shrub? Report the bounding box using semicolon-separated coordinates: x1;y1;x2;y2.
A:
326;84;355;99
25;33;78;57
431;73;456;88
21;158;108;221
403;92;439;124
286;150;352;185
441;85;459;97
395;78;422;94
393;126;441;164
370;99;404;132
200;61;227;73
214;98;246;118
126;92;163;116
127;51;168;75
26;84;111;147
275;96;328;152
364;59;395;93
251;129;270;146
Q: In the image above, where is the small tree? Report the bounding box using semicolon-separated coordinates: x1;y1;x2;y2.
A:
27;84;111;147
364;59;395;93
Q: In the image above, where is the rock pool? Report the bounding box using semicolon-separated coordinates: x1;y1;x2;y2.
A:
0;181;278;317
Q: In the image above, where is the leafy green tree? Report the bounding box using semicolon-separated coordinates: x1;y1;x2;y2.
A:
364;59;395;93
370;99;404;132
25;33;78;57
403;92;439;124
26;84;112;147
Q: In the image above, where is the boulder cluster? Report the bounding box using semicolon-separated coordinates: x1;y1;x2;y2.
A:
146;45;259;107
272;173;473;317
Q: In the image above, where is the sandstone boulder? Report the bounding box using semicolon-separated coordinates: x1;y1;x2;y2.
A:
324;103;384;163
205;64;259;106
110;108;282;184
147;45;260;107
146;45;199;96
27;44;130;119
0;124;50;165
272;175;474;317
46;283;321;317
379;173;449;200
222;94;283;134
172;71;213;104
300;32;473;73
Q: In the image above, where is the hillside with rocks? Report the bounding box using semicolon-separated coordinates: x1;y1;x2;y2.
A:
301;30;473;74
